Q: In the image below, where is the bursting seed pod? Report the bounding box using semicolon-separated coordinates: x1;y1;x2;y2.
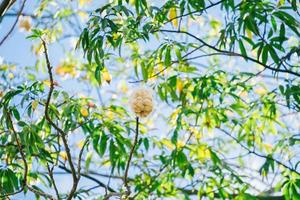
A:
130;87;153;118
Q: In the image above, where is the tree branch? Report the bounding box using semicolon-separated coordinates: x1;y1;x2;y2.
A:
0;0;26;46
158;29;300;78
41;39;79;200
129;45;204;83
123;117;139;195
219;128;300;176
2;110;55;199
47;163;60;199
57;165;116;193
179;187;284;200
0;0;15;17
166;0;224;24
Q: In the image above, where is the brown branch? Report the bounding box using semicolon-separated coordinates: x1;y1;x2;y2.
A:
76;138;89;182
179;187;284;200
123;117;139;196
47;163;60;199
158;29;300;78
2;110;55;199
129;45;204;83
57;165;116;193
219;128;300;176
26;186;55;200
0;0;26;46
0;0;15;17
41;39;78;200
166;0;224;24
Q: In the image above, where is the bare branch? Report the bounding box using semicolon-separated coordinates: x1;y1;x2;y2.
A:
0;0;15;17
123;117;139;196
41;39;79;200
159;29;300;78
219;128;300;176
47;163;60;199
166;0;224;24
57;165;116;193
0;0;26;46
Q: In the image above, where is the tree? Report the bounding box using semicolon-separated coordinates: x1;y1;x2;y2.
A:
0;0;300;199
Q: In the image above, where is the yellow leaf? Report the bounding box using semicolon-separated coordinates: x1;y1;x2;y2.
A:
106;110;114;120
117;80;128;93
129;0;135;5
79;0;91;7
55;62;77;77
43;80;51;87
77;139;85;149
102;70;112;84
246;28;252;39
59;151;68;161
80;107;89;117
8;73;14;79
169;7;178;28
42;80;59;87
112;33;120;40
176;140;185;148
33;42;43;56
32;100;39;111
277;0;285;7
176;79;183;94
197;145;211;162
161;139;174;150
78;11;88;21
263;143;273;153
255;87;267;96
189;127;202;140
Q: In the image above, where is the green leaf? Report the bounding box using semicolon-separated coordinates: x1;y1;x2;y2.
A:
177;150;188;170
99;133;108;156
26;29;44;40
175;46;182;61
262;46;269;64
164;47;172;66
85;151;93;173
268;46;280;64
238;39;247;58
143;137;149;151
95;65;102;85
141;62;148;81
12;107;20;121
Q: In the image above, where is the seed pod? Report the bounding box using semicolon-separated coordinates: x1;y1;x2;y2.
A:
130;88;153;118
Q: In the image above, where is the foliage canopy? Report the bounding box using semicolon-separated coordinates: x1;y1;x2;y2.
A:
0;0;300;199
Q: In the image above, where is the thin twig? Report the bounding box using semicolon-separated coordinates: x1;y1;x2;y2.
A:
0;0;26;46
166;0;224;24
57;165;116;193
158;29;300;77
47;163;60;199
219;128;300;176
129;45;203;83
77;138;89;181
124;117;139;195
41;39;78;200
